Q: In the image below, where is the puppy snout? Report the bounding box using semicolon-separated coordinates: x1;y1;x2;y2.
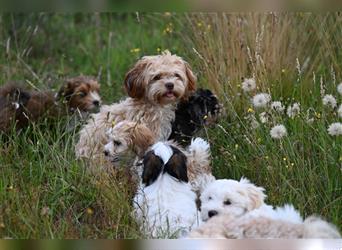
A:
93;100;100;107
103;150;109;156
208;210;218;218
165;82;174;90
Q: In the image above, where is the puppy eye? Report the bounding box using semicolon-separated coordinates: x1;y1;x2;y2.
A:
113;140;122;146
223;200;231;205
153;74;162;81
208;196;212;200
79;92;87;97
175;73;181;79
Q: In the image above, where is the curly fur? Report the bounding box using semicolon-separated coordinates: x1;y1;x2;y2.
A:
103;120;212;191
188;213;341;239
75;52;197;161
0;76;101;133
169;88;222;145
188;177;341;238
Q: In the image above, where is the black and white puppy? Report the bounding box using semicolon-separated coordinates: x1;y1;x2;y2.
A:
133;142;199;238
169;88;221;145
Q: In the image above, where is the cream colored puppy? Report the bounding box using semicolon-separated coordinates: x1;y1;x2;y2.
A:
75;51;196;160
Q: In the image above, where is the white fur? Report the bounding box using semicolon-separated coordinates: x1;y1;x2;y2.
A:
186;137;213;190
188;137;210;152
133;143;200;238
134;175;199;238
89;91;101;103
188;177;341;239
151;142;173;164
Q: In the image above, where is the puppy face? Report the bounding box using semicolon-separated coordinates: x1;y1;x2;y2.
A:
124;51;196;105
58;76;101;111
104;121;155;163
200;178;266;222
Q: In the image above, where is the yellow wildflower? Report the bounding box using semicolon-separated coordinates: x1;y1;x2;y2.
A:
130;48;140;53
247;108;254;113
86;208;94;215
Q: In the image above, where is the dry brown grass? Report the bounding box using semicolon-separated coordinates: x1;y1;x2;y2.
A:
185;13;342;95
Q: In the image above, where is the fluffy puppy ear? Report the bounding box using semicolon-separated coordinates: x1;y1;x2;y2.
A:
164;146;188;182
183;61;197;99
142;151;164;186
57;80;80;101
239;177;266;211
131;124;156;157
124;58;149;99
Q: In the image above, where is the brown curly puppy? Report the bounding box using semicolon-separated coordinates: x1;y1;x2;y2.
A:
0;76;101;133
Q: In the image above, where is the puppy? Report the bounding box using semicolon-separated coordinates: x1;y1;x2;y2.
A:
75;51;196;160
133;142;200;238
169;88;222;145
103;121;156;180
103;120;213;191
0;84;31;133
0;76;101;132
188;178;341;238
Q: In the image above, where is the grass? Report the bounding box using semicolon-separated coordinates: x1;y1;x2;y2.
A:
0;13;341;238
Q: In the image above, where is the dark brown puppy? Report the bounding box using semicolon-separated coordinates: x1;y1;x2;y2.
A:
0;84;31;133
0;76;101;133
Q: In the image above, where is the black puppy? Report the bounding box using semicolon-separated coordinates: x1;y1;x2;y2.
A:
169;88;221;145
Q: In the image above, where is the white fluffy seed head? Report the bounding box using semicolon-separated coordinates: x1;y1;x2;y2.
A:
270;124;287;139
337;82;342;95
259;112;269;124
322;94;337;108
271;101;285;112
338;104;342;118
241;78;256;93
327;122;342;136
287;103;301;118
252;93;271;108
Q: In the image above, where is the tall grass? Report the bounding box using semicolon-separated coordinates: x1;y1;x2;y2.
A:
0;13;341;238
0;13;182;238
184;13;341;228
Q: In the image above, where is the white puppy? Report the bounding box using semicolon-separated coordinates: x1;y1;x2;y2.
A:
133;142;200;238
188;178;341;238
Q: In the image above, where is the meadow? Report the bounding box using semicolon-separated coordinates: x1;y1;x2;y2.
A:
0;13;341;238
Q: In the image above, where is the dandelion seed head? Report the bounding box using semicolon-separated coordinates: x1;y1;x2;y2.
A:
337;82;342;95
338;104;342;118
287;103;301;118
322;94;337;108
241;78;256;92
327;122;342;136
259;112;269;124
252;93;271;108
270;124;287;139
246;114;259;129
271;101;285;112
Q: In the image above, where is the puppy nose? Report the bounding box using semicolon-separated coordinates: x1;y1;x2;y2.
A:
165;82;174;90
103;150;109;156
208;210;218;218
93;100;100;106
